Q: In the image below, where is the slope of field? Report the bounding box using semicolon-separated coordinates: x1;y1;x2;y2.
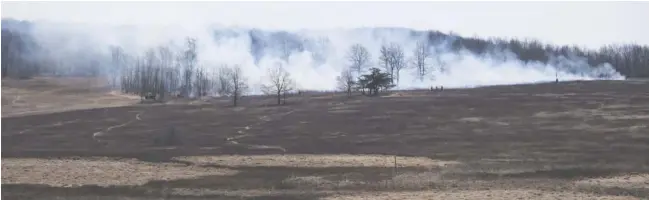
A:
1;77;140;117
2;80;649;199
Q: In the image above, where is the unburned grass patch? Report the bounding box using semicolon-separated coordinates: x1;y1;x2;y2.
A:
328;109;359;114
171;188;330;199
1;157;237;187
321;189;639;200
173;154;459;168
576;174;649;189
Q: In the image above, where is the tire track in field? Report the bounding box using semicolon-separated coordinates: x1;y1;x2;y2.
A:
225;109;297;152
15;119;83;135
92;111;145;143
11;95;21;105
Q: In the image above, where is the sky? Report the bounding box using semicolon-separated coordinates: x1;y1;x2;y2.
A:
2;1;648;49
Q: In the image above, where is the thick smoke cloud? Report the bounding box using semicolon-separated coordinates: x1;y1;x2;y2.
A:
14;20;624;93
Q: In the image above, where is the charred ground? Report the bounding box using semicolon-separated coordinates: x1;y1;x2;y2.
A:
2;79;649;199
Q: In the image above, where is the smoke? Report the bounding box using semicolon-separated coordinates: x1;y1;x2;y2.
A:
9;20;625;93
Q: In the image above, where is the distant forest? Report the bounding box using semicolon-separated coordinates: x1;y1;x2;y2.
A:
2;18;648;80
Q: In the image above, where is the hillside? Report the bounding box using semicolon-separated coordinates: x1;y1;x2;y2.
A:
1;77;140;117
2;79;648;199
2;18;647;84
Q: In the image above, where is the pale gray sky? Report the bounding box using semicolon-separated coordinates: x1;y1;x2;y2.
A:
2;1;648;48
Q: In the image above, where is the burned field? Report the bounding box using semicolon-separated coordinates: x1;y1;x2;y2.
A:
2;80;649;199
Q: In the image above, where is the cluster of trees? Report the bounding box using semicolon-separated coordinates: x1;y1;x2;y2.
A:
335;33;649;94
113;37;296;106
337;42;429;96
3;20;649;98
337;66;395;97
436;31;649;78
1;29;40;79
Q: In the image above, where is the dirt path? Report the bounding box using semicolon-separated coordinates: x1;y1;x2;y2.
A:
92;111;145;143
224;109;297;152
108;91;141;100
11;95;21;105
15;119;82;135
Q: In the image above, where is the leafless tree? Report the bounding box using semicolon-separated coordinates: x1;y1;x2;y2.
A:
262;63;295;105
215;65;234;96
379;43;406;84
411;41;431;81
158;45;178;97
109;46;125;89
181;37;197;97
346;44;371;75
378;44;391;77
388;43;406;84
223;65;248;106
336;67;355;96
194;67;211;98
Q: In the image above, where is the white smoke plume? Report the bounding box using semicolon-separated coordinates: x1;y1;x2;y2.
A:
12;20;625;94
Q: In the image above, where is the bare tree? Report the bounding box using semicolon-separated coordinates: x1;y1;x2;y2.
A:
217;65;247;106
411;41;431;81
225;65;248;106
388;43;406;84
336;68;355;96
378;44;391;77
181;37;197;97
262;63;295;105
346;44;371;75
216;65;233;96
109;46;125;89
194;67;211;98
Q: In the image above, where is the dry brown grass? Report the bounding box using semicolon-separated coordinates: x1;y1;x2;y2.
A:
171;188;337;197
173;154;460;168
1;77;139;117
1;157;237;187
321;190;640;200
533;107;649;120
169;188;641;200
576;174;649;189
280;176;367;190
277;172;442;191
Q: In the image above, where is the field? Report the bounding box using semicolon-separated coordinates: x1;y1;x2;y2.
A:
2;77;649;199
1;77;140;117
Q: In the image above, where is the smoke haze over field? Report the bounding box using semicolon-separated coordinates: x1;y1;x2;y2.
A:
4;1;649;47
2;20;625;93
6;2;646;94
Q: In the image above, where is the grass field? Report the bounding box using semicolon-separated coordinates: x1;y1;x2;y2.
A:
2;77;649;199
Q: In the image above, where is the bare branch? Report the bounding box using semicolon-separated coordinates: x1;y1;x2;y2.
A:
226;65;248;106
411;40;432;81
262;63;295;105
346;44;371;75
336;68;355;96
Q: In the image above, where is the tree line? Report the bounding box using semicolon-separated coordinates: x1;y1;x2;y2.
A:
111;38;295;106
2;24;648;101
435;31;649;78
1;26;297;106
